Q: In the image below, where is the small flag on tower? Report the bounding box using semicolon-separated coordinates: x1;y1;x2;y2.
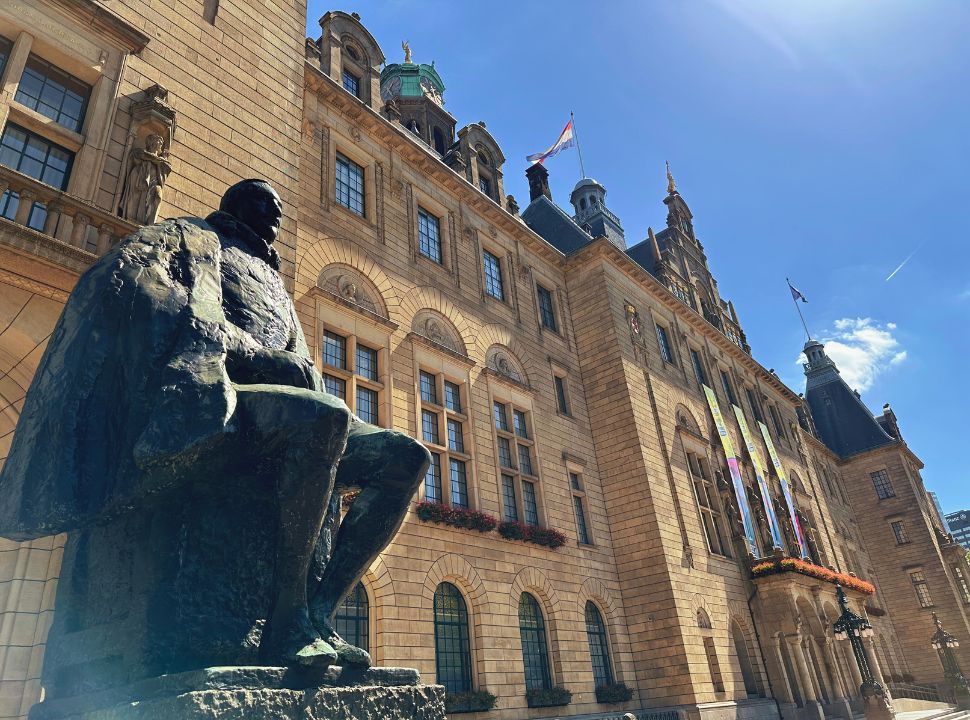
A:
526;118;575;165
787;279;807;303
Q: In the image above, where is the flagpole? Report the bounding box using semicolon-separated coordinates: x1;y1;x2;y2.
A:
571;111;587;179
787;278;812;341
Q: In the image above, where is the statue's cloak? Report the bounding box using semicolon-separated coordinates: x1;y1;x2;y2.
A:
0;218;235;540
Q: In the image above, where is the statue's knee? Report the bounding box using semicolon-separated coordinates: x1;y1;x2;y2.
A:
396;435;432;476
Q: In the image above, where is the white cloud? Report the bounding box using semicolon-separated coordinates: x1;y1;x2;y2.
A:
799;318;906;393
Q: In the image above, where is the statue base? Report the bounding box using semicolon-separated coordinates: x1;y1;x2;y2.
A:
29;666;445;720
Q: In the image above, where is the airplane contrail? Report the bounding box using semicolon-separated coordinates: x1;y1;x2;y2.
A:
885;240;927;282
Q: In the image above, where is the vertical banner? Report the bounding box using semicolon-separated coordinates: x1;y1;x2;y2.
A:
702;385;758;557
732;406;785;551
758;421;810;559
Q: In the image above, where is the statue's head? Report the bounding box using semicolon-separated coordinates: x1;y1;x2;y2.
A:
219;179;282;244
146;133;164;153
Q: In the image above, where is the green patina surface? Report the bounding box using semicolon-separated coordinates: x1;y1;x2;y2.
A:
380;62;445;98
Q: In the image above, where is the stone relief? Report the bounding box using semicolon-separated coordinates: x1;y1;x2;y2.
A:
318;266;383;316
486;347;525;385
412;311;461;353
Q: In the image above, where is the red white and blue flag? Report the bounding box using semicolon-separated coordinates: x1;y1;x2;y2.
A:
527;119;575;164
787;278;807;303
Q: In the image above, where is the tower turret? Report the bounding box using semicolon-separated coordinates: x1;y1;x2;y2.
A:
569;178;626;250
380;46;455;154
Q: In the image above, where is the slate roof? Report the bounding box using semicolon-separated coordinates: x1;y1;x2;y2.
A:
802;340;895;458
624;237;660;278
520;195;593;255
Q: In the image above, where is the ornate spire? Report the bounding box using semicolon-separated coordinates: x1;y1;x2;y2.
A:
666;160;677;195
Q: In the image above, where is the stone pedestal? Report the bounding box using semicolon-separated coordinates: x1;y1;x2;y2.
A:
30;666;445;720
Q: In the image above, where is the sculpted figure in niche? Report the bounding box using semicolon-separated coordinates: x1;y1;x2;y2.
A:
0;180;429;695
119;133;172;224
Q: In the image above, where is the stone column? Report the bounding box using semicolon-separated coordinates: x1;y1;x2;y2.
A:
823;638;854;718
789;635;825;720
864;638;887;688
773;636;796;705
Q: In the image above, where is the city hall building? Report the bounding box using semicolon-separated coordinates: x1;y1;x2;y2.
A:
0;2;968;720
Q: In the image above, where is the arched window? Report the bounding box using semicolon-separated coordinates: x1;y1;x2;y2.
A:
584;601;614;688
433;127;446;155
731;620;759;697
579;198;587;210
518;592;552;690
334;581;369;652
433;582;473;693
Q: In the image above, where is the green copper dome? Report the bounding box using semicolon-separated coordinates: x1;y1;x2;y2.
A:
380;61;446;105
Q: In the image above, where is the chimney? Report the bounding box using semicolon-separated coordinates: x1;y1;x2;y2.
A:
526;163;551;202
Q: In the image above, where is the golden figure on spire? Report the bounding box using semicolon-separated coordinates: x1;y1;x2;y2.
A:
666;160;677;194
402;40;412;64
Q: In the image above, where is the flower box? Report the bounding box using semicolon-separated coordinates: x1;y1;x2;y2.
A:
497;520;567;549
526;686;572;708
595;682;634;704
750;557;876;595
415;501;497;533
444;690;497;714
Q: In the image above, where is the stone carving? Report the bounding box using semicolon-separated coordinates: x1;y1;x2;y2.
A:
318;266;383;316
412;311;461;354
0;180;431;701
487;347;525;384
118;133;172;224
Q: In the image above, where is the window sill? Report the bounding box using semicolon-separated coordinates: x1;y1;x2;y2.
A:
332;200;371;226
8;102;84;152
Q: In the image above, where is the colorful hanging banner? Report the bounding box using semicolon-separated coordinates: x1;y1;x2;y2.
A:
758;420;810;559
702;385;758;556
732;405;785;551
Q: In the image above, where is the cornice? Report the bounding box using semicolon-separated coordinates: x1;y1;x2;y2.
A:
304;62;567;270
568;237;802;407
62;0;151;53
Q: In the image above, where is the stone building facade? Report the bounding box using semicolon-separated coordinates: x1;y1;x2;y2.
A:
0;3;968;720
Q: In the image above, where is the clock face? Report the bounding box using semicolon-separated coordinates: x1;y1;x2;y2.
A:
420;77;443;106
380;76;401;102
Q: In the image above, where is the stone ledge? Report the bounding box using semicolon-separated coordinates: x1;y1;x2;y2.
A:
31;666;440;720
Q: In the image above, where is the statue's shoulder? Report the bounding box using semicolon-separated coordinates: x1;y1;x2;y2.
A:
112;216;220;260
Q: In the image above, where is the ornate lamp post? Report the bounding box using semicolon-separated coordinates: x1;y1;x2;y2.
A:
833;585;894;720
930;612;970;709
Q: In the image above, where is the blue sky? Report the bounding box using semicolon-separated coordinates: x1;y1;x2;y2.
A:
307;1;969;513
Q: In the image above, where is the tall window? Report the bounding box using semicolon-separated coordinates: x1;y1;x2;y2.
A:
745;388;764;424
433;583;473;694
554;375;570;415
687;453;729;556
690;348;708;387
0;35;12;77
537;284;558;332
890;521;909;545
953;566;970;604
421;370;470;507
870;469;895;500
335;152;365;216
910;571;933;608
334;581;369;653
418;207;442;263
571;472;591;545
656;324;674;364
15;55;91;132
479;176;491;195
731;621;759;697
585;602;614;688
341;70;360;97
0;124;74;230
768;405;786;440
518;593;552;691
319;329;382;424
494;400;540;525
483;250;504;300
720;370;737;406
704;637;725;692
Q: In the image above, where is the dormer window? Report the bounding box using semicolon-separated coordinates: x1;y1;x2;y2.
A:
342;70;360;97
479;177;491;195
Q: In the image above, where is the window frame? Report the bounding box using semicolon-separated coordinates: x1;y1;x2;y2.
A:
0;123;75;230
584;601;614;689
419;366;473;508
335;151;365;217
341;68;361;97
910;570;933;608
535;282;559;333
655;323;675;364
553;373;571;417
492;396;542;526
433;582;474;694
570;471;593;546
482;247;505;301
518;592;553;692
690;347;708;388
685;450;731;557
15;52;92;133
870;469;896;500
890;520;909;545
329;140;376;224
318;325;385;426
333;581;370;653
417;205;444;264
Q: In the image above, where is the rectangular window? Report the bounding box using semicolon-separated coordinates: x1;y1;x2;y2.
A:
687;453;729;557
420;370;438;404
522;480;539;526
323;331;347;369
355;386;378;424
424;452;442;503
501;474;518;521
690;349;708;387
493;401;510;431
444;381;462;412
418;207;442;263
769;405;786;439
720;371;737;406
479;176;491;195
517;444;534;476
0;124;74;231
15;55;91;132
335;152;365;216
447;418;464;453
449;459;468;507
570;472;582;491
0;35;12;78
323;374;346;399
421;409;440;445
497;437;514;469
355;344;378;381
746;388;764;424
656;324;674;363
554;375;570;415
953;566;970;604
891;521;909;545
911;571;933;608
341;70;360;97
871;469;895;500
513;410;529;439
483;250;504;300
536;285;558;332
573;495;590;545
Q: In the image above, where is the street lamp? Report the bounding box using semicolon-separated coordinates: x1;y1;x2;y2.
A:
833;584;893;720
930;612;970;709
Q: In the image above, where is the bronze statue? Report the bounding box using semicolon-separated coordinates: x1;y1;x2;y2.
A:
0;180;429;697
